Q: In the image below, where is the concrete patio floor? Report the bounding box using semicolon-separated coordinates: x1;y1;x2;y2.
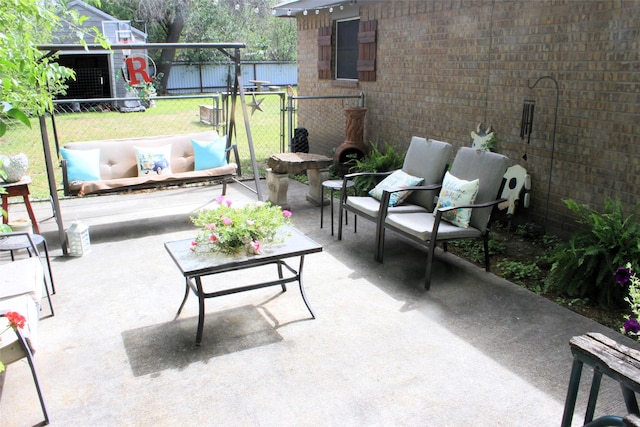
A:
0;178;636;426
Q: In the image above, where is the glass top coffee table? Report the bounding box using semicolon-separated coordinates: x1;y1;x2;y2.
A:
164;226;322;345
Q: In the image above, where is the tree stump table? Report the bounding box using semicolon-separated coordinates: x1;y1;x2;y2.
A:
266;153;333;210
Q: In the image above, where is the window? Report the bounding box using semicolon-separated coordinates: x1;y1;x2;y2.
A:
336;19;359;80
318;19;377;82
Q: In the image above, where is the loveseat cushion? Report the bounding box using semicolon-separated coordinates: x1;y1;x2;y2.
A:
62;131;237;196
0;258;44;305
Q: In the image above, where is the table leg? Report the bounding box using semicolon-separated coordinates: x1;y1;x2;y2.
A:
622;384;640;415
330;188;335;236
1;195;7;225
196;276;205;346
585;367;603;423
22;195;40;234
297;256;315;319
277;260;287;292
176;279;190;318
320;185;324;229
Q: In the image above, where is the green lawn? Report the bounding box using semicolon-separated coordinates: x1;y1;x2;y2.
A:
0;92;286;199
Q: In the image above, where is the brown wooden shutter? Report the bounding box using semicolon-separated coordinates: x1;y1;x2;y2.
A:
318;26;332;80
357;20;377;82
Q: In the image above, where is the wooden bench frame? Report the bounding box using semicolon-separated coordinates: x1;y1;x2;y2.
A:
561;332;640;427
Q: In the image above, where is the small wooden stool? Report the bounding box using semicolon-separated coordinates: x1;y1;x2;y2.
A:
1;176;40;234
561;332;640;427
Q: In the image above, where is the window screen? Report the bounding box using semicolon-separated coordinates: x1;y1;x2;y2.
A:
335;19;359;80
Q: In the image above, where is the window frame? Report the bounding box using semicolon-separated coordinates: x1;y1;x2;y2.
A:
335;17;360;81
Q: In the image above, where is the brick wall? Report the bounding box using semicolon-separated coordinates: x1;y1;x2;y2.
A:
294;0;640;236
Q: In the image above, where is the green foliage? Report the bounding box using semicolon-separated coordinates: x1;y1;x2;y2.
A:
449;238;506;265
544;198;640;308
0;0;109;136
497;260;541;283
349;142;405;195
190;196;291;255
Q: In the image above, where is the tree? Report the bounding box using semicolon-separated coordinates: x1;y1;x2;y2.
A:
101;0;296;85
101;0;190;94
0;0;109;136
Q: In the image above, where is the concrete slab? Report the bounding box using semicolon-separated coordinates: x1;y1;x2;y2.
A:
0;179;636;426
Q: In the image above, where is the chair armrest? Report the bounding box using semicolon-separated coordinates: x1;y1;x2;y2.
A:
430;197;507;237
225;144;241;176
378;183;443;218
435;197;507;213
344;171;394;180
60;158;73;196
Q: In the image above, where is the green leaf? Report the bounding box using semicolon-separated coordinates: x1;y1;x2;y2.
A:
6;108;31;128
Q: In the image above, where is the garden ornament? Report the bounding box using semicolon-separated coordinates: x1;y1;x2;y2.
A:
0;153;28;182
470;123;495;151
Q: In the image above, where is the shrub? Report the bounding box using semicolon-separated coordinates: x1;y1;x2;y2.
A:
497;260;542;283
544;198;640;308
349;142;405;195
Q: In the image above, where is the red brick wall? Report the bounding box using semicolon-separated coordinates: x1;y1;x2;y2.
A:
294;0;640;235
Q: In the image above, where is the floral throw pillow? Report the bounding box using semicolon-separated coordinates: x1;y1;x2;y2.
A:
434;171;480;228
368;170;424;207
134;145;173;176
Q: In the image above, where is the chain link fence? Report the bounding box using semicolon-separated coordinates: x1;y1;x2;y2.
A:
1;89;363;201
1;91;286;199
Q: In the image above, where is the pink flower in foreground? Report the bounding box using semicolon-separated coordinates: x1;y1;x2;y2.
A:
282;210;292;218
222;217;232;225
205;223;217;230
225;199;233;207
216;195;226;204
250;240;261;253
209;234;219;242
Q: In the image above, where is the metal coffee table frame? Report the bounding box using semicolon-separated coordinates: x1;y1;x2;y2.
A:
165;226;322;345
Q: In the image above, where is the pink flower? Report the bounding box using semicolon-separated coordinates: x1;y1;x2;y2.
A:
205;223;217;230
282;210;292;218
223;217;232;225
225;199;233;207
209;234;219;242
250;240;261;253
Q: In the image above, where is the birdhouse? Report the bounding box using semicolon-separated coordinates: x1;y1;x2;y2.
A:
66;222;91;256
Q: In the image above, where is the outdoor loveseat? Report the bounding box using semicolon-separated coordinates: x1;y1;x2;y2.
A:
60;130;238;196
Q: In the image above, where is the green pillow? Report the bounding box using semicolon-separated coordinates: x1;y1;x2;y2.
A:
60;148;101;182
191;136;228;170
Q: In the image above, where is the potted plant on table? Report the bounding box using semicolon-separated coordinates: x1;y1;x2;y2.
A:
190;196;292;256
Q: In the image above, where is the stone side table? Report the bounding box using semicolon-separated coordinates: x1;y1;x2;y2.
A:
266;153;333;209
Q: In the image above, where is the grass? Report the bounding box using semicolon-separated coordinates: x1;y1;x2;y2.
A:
0;92;287;199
